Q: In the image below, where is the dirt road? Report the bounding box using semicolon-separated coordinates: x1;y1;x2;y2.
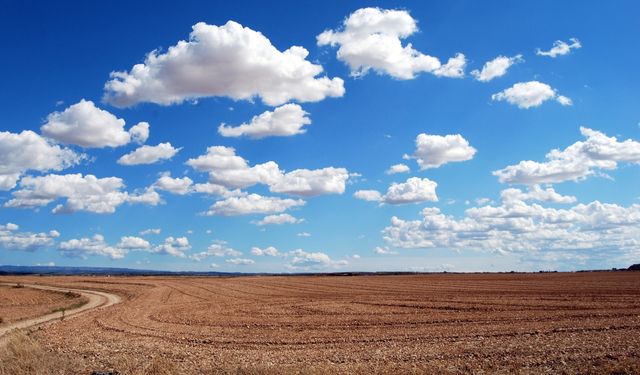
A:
0;283;121;339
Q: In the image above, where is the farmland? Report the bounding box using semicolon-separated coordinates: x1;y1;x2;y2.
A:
0;284;86;325
1;272;640;374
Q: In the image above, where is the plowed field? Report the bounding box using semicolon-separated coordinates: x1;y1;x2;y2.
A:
1;272;639;374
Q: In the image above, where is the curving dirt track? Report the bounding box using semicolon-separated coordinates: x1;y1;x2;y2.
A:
0;282;121;340
2;272;640;373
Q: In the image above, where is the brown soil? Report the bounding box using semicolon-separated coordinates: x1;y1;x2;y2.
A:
0;284;87;325
1;272;639;374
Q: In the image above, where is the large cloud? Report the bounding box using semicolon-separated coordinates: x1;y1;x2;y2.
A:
494;127;640;184
190;240;242;261
103;21;344;107
354;177;438;205
4;173;160;214
218;104;311;139
382;188;640;260
0;130;83;190
492;81;572;109
59;234;127;259
405;133;476;169
187;146;350;196
317;7;466;79
0;223;60;251
536;38;581;58
41;100;146;148
206;193;305;216
118;143;181;165
152;173;193;195
471;54;523;82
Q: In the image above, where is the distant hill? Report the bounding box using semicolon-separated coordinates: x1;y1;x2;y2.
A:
0;265;242;276
629;264;640;271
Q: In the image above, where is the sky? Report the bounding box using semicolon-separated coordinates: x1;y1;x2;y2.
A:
1;0;639;273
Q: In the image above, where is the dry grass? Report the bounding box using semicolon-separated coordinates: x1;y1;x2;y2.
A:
0;330;78;375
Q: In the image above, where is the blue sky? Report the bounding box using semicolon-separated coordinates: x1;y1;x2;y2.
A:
1;1;639;272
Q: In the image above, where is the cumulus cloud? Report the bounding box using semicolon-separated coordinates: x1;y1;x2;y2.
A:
269;167;349;196
218;104;311;139
353;189;383;202
154;236;191;257
103;21;344;107
190;240;242;261
385;163;410;175
251;246;279;256
41;99;145;148
226;258;255;266
406;133;476;169
286;249;347;269
317;7;465;79
0;130;83;190
129;122;150;144
186;146;282;189
58;234;126;259
354;177;438;205
0;223;60;251
491;81;571;109
4;173;160;214
471;54;523;82
493;127;640;184
500;185;576;204
383;190;640;261
118;143;181;165
252;213;303;226
116;236;151;250
205;193;305;216
152;172;193;195
536;38;581;58
187;146;350;195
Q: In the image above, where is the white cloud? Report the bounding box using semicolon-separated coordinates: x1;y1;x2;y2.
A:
4;173;159;214
226;258;255;265
252;213;303;226
353;189;383;202
127;187;162;206
286;249;347;269
139;228;161;236
270;167;349;196
385;163;410;175
187;146;349;195
116;236;151;250
0;130;84;190
317;7;465;80
406;133;476;169
297;232;311;237
153;172;193;195
58;234;126;260
354;177;438;205
491;81;571;109
494;127;640;184
129;122;150;144
471;54;523;82
500;185;576;204
382;191;640;262
218;104;311;139
0;223;59;251
251;246;279;256
382;177;438;204
186;146;282;189
373;246;397;255
536;38;581;58
154;236;191;257
206;193;305;216
103;21;344;107
41;99;143;148
118;143;181;165
190;240;242;261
